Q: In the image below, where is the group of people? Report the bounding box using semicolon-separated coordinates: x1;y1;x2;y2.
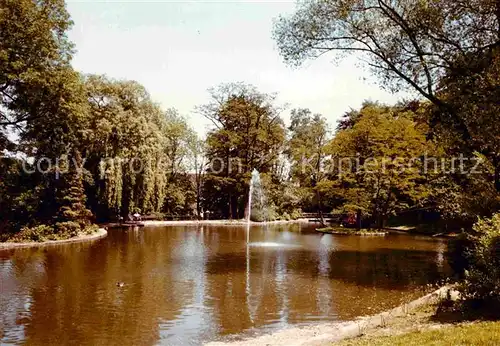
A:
118;213;142;224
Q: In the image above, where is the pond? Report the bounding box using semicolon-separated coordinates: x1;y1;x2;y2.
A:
0;223;452;345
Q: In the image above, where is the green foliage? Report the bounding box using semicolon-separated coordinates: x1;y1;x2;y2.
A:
54;221;81;238
286;108;330;216
80;76;200;220
250;208;268;222
1;0;74;127
274;0;500;229
199;83;286;219
54;152;93;229
5;222;98;243
290;209;302;220
273;0;499;107
83;75;169;218
287;109;329;186
1;0;499;246
326;103;435;228
461;214;500;304
7;225;56;243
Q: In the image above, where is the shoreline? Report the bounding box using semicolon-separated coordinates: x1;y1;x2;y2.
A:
139;219;312;227
316;228;388;236
205;286;452;346
0;228;108;251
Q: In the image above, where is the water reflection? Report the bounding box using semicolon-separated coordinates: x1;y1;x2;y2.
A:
0;224;452;345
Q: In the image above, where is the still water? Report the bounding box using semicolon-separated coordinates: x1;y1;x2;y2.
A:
0;224;451;345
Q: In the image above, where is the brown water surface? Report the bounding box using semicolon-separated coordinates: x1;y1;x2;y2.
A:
0;224;451;345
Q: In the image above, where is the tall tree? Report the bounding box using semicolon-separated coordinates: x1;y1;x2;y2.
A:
327;103;434;229
287;108;330;223
1;0;74;128
197;83;286;219
83;75;168;219
187;136;207;219
273;0;500;192
274;0;500;110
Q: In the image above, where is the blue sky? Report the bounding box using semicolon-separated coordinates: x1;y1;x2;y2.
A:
67;1;406;135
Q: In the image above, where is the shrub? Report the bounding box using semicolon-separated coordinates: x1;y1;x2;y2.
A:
460;213;500;306
448;232;475;278
267;205;279;221
82;224;99;235
5;222;99;243
250;205;279;222
290;209;302;220
250;209;266;222
8;224;55;243
54;221;82;238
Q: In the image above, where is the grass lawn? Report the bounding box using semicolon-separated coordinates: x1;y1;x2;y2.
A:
336;321;500;345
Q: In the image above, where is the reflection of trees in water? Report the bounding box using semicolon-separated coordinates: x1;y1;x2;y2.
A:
205;248;450;289
1;228;453;344
0;250;47;343
203;242;451;329
2;229;213;345
325;248;448;288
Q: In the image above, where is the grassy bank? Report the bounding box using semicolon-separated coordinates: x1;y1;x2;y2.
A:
337;322;500;345
334;304;500;346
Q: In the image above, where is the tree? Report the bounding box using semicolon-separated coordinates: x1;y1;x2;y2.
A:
1;0;74;128
0;0;98;238
161;109;198;216
287;108;330;223
82;75;200;219
163;109;197;179
53;151;94;236
187;136;207;219
273;0;500;190
327;103;434;229
437;47;500;189
274;0;500;109
83;75;169;219
197;83;286;219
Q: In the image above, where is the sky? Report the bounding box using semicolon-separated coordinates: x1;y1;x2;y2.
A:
66;0;408;135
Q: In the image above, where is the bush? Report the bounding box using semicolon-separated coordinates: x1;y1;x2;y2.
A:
448;232;474;279
8;224;55;242
82;224;99;235
54;221;82;238
5;221;98;243
461;213;500;306
250;209;267;222
290;209;302;220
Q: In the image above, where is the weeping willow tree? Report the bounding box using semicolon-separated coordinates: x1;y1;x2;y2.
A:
83;75;197;220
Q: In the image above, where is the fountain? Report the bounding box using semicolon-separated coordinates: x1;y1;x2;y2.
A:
246;169;298;248
247;169;267;223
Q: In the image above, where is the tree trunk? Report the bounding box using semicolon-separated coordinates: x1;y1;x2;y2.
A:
315;188;325;226
196;195;201;220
